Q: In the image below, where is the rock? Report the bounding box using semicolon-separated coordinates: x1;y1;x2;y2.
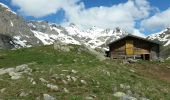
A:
0;69;7;75
66;75;71;82
0;88;6;93
39;78;49;83
43;94;55;100
0;64;32;80
71;70;78;74
71;76;77;82
121;95;137;100
126;90;133;96
62;70;69;72
47;84;59;91
62;80;68;85
139;97;150;100
51;74;60;80
0;68;14;75
32;81;36;85
120;84;130;90
63;88;69;93
127;58;138;63
85;96;93;100
54;41;71;52
80;80;87;85
15;64;29;72
158;58;164;63
19;91;29;97
113;92;126;98
9;72;21;80
130;69;135;73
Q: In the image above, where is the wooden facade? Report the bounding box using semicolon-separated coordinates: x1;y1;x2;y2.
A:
108;35;160;60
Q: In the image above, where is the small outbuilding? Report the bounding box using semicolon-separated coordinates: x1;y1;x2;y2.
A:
108;34;160;60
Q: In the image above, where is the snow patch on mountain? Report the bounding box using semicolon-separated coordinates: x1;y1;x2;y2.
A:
10;20;14;27
31;29;80;46
148;28;170;46
13;36;32;48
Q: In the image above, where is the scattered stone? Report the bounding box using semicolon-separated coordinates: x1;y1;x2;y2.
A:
126;90;133;96
166;66;170;69
62;70;69;72
130;69;135;73
63;88;69;93
54;41;71;52
71;76;77;82
139;97;150;100
9;72;21;80
106;71;111;76
51;74;60;80
15;64;32;73
43;94;55;100
127;58;138;63
71;70;78;74
113;92;126;98
62;80;68;85
0;68;14;75
19;91;29;97
121;95;137;100
66;75;71;82
120;84;130;90
47;84;59;91
158;58;165;63
80;80;87;85
0;88;6;93
32;81;36;85
39;78;49;83
85;96;93;100
0;64;32;80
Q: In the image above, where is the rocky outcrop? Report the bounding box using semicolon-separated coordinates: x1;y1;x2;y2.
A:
0;4;42;48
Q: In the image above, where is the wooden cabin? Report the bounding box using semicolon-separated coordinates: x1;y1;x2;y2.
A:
108;34;160;60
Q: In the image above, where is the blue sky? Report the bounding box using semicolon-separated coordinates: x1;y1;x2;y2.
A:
1;0;170;36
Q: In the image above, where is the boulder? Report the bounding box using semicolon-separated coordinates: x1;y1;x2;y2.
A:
54;41;72;52
47;84;59;91
43;94;55;100
113;92;126;98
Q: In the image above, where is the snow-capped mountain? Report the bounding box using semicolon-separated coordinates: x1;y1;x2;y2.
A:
0;3;128;50
28;21;128;50
147;28;170;46
0;3;42;49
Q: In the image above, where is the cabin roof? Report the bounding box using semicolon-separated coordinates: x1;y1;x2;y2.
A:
108;34;160;46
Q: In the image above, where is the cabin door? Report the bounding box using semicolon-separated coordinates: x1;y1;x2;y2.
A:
125;40;134;55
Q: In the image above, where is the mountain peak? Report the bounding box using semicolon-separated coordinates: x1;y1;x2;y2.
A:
0;3;16;15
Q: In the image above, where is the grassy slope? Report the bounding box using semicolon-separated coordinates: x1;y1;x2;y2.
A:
0;45;170;99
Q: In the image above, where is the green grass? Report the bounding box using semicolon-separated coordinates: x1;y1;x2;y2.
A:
0;45;170;99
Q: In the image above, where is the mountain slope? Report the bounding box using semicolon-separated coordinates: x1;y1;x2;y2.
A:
147;28;170;46
147;28;170;58
0;3;42;48
28;21;128;50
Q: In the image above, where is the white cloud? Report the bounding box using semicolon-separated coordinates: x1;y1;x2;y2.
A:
141;8;170;31
11;0;151;36
11;0;65;17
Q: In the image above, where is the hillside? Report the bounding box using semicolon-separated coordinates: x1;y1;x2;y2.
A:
147;28;170;59
0;45;170;99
